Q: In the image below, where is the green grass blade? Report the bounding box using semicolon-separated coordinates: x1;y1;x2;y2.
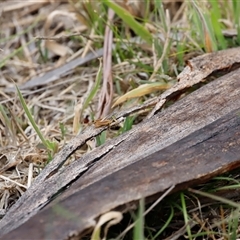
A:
0;16;40;44
229;210;238;240
82;59;103;114
103;0;152;44
191;231;221;238
59;122;66;140
209;0;227;49
180;192;192;240
189;188;240;209
133;198;145;240
153;205;174;239
15;85;49;149
119;116;135;134
0;104;11;130
154;0;167;31
96;130;106;146
232;0;240;44
0;38;36;69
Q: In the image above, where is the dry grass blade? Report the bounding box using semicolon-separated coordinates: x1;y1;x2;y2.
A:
164;221;197;240
96;8;115;119
149;9;171;81
0;175;27;190
2;1;240;239
112;81;173;108
191;0;213;53
91;211;123;240
1;1;48;13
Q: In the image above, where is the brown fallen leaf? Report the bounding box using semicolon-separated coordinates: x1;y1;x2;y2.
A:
45;41;72;57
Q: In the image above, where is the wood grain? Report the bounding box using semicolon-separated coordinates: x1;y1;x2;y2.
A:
1;67;240;238
2;103;240;240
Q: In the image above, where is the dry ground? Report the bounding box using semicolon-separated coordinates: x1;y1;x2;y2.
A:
1;1;240;239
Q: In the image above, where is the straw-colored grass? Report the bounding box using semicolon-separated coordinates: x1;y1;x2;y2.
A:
1;0;240;239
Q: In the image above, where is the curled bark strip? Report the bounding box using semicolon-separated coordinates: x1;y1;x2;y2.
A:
148;47;240;118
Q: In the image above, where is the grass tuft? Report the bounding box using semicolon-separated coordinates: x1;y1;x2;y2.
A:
16;85;58;161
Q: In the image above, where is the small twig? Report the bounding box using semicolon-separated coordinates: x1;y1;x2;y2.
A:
35;32;96;42
0;175;27;189
81;28;95;58
27;163;33;188
164;220;197;240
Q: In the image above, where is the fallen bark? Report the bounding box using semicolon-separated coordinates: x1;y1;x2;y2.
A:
2;99;240;240
1;67;240;239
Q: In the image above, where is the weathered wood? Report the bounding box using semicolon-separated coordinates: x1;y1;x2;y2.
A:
1;67;240;238
130;47;240;118
149;47;240;117
2;105;240;240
